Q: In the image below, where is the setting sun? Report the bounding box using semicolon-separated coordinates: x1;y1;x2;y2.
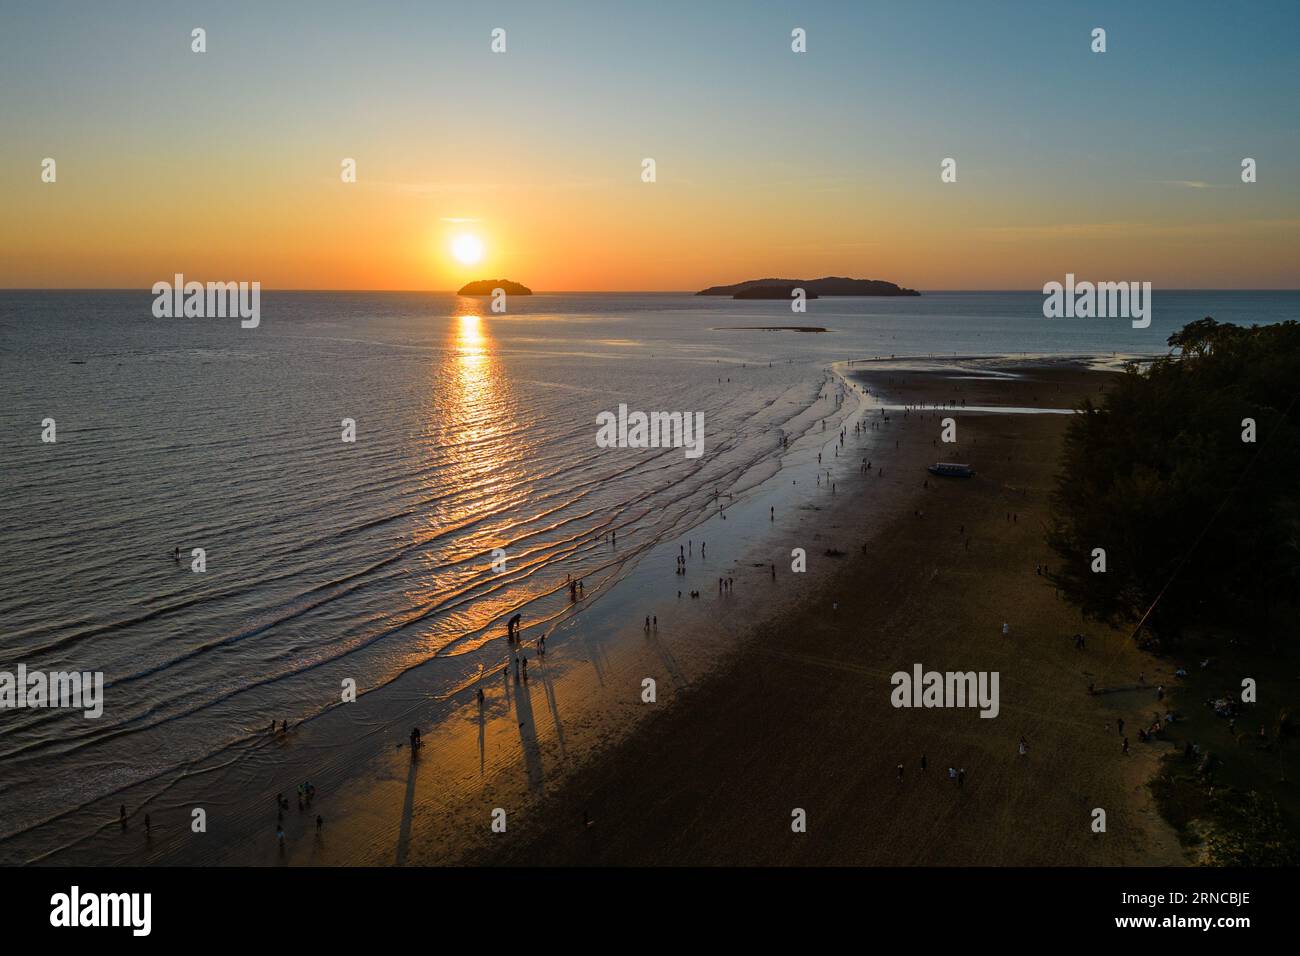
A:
452;234;484;266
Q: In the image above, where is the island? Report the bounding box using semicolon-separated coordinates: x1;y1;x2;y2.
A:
733;285;820;300
696;276;920;297
457;279;532;295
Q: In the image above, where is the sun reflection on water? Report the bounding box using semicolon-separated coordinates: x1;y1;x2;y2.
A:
403;312;526;655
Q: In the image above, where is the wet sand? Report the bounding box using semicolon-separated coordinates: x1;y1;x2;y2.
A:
468;358;1186;865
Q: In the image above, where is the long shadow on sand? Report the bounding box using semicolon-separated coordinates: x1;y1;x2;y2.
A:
511;672;545;794
394;747;418;865
535;656;566;760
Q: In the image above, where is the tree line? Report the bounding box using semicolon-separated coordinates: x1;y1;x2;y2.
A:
1047;318;1300;640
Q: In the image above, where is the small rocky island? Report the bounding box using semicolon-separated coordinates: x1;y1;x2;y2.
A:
457;279;532;295
697;276;919;298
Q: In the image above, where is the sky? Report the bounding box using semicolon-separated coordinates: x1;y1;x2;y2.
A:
2;0;1299;291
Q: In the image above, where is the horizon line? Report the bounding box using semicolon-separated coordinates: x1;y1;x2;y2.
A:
5;287;1300;295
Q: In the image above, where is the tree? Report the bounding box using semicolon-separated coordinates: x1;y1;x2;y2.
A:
1047;320;1300;638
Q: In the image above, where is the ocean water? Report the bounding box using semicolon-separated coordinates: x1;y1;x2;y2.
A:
1;288;1296;860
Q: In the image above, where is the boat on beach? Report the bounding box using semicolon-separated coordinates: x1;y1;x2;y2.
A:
928;462;975;478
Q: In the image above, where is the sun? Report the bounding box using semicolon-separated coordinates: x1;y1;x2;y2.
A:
452;234;484;265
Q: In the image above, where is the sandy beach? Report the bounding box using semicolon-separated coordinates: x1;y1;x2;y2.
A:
269;356;1187;868
454;357;1188;866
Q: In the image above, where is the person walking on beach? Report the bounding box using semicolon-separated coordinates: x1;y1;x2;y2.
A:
1117;717;1124;735
316;815;323;833
921;754;927;771
1018;737;1027;757
1122;736;1130;755
958;768;966;787
897;763;904;782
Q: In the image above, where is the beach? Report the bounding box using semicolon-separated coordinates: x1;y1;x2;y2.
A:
461;358;1187;866
3;353;1192;866
242;357;1186;868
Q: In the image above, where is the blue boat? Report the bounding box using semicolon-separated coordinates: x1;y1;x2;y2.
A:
927;462;975;478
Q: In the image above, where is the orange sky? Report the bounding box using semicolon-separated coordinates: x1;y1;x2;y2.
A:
9;163;1299;291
